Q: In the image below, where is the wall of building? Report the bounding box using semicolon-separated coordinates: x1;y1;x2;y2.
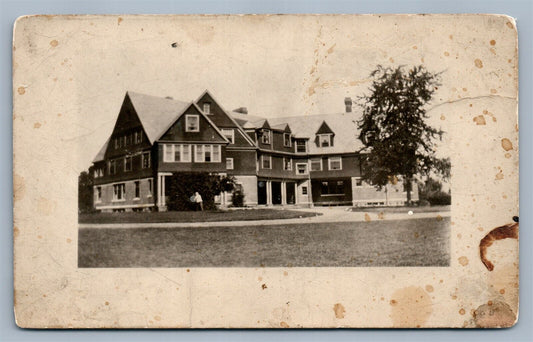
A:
309;154;362;179
311;177;353;205
234;175;258;206
351;178;419;206
94;177;155;212
296;179;312;206
226;149;257;175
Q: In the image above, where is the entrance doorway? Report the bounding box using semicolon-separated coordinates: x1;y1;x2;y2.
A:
257;181;267;205
272;182;282;205
286;182;296;204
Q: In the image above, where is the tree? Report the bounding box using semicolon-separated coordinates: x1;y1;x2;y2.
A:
357;65;448;204
166;172;236;211
78;169;94;213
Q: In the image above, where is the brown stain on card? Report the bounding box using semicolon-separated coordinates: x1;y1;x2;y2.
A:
364;213;371;222
37;197;56;215
279;321;290;328
33;122;41;128
480;222;518;271
473;301;516;327
458;256;469;266
474;59;483;68
49;40;58;47
13;174;25;202
389;286;432;327
333;303;345;319
501;138;513;151
473;115;486;125
17;87;25;95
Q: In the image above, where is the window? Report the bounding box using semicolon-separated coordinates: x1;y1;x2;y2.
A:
194;145;221;163
302;186;308;195
261;155;272;169
185;114;200;132
108;160;117;175
328;157;342;170
296;163;308;175
318;134;332;147
203;103;211;114
221;129;234;144
260;129;271;144
226;158;234;170
296;140;307;153
94;168;104;178
134;181;140;199
147;179;153;196
310;158;322;171
163;144;191;162
114;138;119;149
142;152;151;168
135;131;142;144
126;134;132;146
283;158;292;171
124;156;132;172
321;180;345;195
95;187;102;202
113;183;125;201
284;133;291;147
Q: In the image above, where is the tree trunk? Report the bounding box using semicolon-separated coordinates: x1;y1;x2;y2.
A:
405;175;412;206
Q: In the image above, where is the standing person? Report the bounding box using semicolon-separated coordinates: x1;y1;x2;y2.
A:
193;191;203;211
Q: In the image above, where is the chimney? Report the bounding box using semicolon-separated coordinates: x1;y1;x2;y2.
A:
344;97;352;113
233;107;248;114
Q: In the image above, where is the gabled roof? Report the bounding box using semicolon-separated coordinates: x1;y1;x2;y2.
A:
154;102;230;143
127;91;190;144
264;112;364;154
93;137;110;162
316;121;334;135
195;90;257;147
272;123;291;132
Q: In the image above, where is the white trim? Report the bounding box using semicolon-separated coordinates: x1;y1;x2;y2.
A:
310;158;323;171
328;156;343;170
295;162;309;175
185;114;200;132
283;157;292;171
202;102;211;114
261;155;272;169
317;133;333;147
226;157;234;170
95;203;155;210
221;128;235;144
94;177;154;187
283;133;292;147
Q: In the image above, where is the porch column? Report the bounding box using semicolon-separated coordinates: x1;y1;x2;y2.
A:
266;181;272;205
157;174;162;207
281;181;287;205
161;175;166;207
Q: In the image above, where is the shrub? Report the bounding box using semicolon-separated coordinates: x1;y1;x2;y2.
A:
231;188;245;207
166;172;235;211
427;192;451;205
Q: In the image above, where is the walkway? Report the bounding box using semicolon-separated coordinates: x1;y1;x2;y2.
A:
79;206;451;229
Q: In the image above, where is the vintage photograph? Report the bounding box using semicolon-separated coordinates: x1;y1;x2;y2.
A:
14;14;518;328
78;72;451;268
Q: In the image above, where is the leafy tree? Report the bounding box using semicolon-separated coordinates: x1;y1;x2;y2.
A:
357;65;448;204
166;172;236;211
78;169;94;213
418;176;451;206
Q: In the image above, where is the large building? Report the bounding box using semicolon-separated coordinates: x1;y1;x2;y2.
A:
91;90;417;212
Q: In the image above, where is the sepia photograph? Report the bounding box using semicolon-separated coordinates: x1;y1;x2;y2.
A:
13;14;518;328
77;69;452;268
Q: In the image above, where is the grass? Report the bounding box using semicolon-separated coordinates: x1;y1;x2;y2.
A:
78;217;450;267
79;208;320;224
350;205;451;214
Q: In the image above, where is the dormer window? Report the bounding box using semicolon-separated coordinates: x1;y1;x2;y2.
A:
260;129;271;144
203;103;211;114
185;115;200;132
296;140;307;153
221;129;234;144
284;133;291;147
318;134;333;147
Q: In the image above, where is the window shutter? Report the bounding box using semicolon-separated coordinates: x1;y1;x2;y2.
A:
315;135;320;147
331;135;334;147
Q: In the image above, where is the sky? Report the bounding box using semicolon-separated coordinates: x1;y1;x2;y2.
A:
13;14;518;171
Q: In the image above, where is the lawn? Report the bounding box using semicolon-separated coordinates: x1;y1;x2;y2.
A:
350;205;451;214
79;208;320;224
78;217;450;267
